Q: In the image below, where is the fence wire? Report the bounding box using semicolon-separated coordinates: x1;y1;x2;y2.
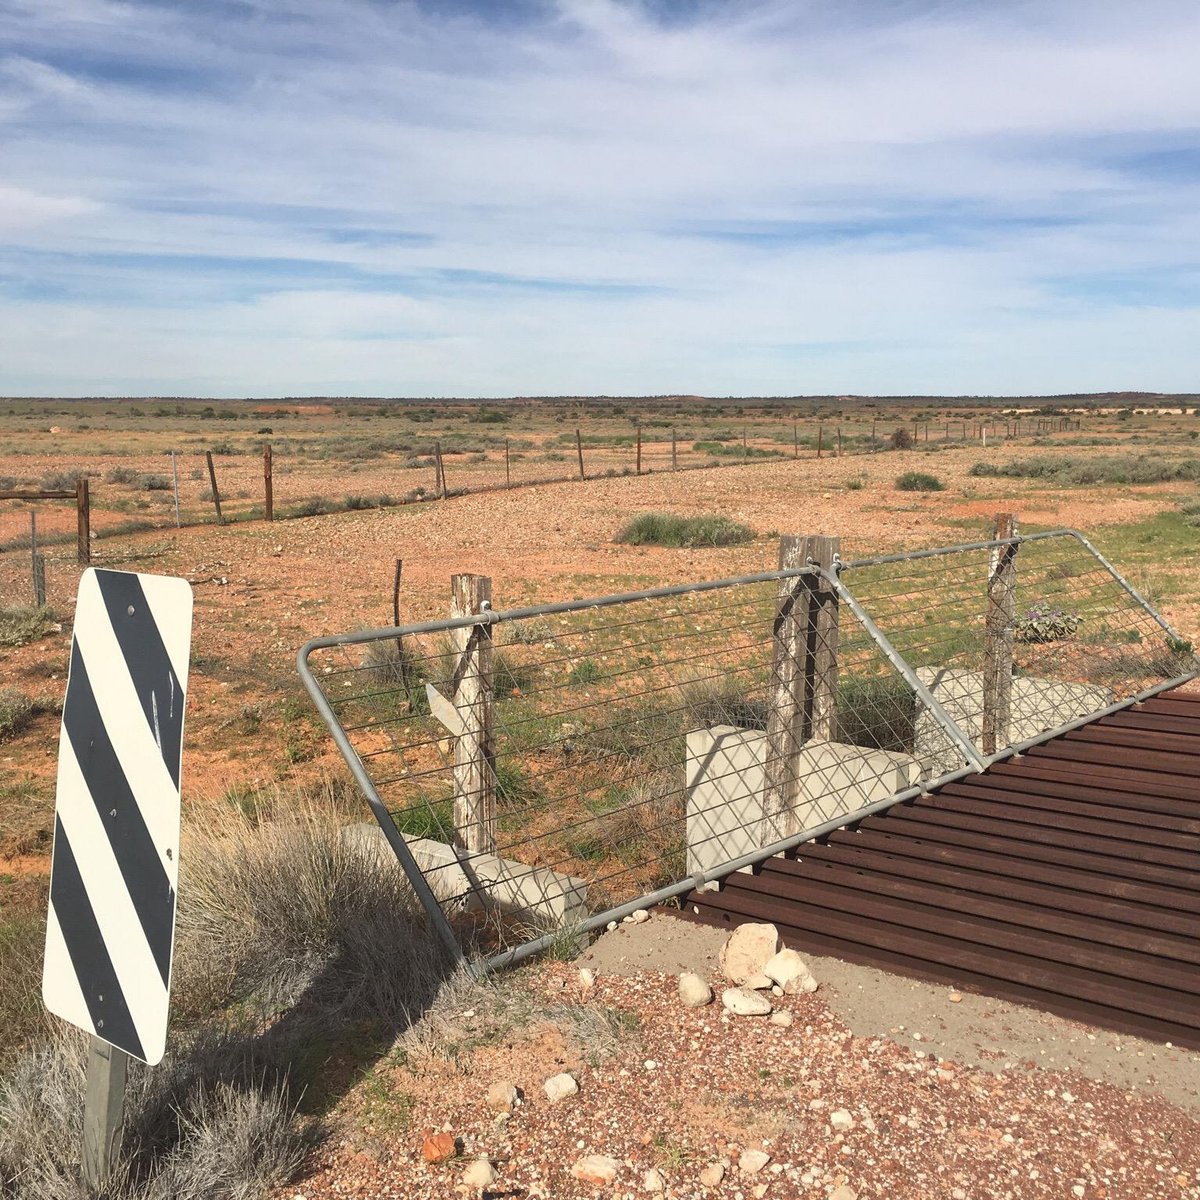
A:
299;529;1198;966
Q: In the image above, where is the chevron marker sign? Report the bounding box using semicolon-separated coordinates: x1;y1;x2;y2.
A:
42;568;193;1066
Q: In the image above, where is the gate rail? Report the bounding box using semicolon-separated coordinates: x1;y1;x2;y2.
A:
298;528;1198;969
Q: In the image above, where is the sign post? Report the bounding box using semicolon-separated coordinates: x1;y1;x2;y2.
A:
42;567;193;1187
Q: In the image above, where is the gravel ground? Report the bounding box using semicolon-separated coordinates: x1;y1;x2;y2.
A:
283;946;1200;1200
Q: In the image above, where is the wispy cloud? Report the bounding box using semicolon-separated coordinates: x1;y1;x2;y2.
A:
1;0;1198;395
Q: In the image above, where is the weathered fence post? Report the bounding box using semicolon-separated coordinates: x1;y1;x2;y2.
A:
505;437;512;488
803;535;841;743
170;451;181;528
762;534;841;842
817;425;823;458
75;476;91;564
982;513;1018;755
793;423;799;459
434;440;447;498
451;573;496;855
576;428;585;481
762;537;809;844
204;452;224;525
263;444;274;521
672;427;678;470
636;423;642;475
837;426;843;456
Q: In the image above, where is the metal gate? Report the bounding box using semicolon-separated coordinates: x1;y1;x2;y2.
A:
297;529;1197;969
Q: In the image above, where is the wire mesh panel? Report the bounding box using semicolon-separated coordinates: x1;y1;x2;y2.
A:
839;530;1199;768
300;567;979;964
299;530;1198;966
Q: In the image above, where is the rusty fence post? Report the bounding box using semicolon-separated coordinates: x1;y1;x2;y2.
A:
263;443;274;521
451;573;496;855
982;512;1018;755
76;475;91;564
576;428;585;481
434;440;447;499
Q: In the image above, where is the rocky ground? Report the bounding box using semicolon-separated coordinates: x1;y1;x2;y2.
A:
282;915;1200;1200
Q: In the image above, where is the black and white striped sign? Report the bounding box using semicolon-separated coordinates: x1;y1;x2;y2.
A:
42;568;192;1066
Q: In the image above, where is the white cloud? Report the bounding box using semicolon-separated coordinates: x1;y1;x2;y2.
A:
0;0;1197;393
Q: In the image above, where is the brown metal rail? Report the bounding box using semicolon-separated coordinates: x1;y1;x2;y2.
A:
685;689;1200;1048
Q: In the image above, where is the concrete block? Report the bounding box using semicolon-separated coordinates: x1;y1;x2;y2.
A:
342;822;589;929
914;667;1112;774
685;726;921;879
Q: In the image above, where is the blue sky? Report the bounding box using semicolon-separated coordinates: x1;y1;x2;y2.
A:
1;0;1198;397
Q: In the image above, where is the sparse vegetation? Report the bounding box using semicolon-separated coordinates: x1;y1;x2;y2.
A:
894;471;945;492
615;513;754;548
969;455;1200;486
0;606;55;649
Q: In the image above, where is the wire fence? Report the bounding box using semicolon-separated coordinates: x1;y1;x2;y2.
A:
298;528;1197;968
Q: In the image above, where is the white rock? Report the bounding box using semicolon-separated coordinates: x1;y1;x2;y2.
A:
630;908;651;923
606;921;618;931
719;923;782;984
722;987;773;1017
699;1163;725;1187
745;972;774;990
678;972;713;1008
752;1185;769;1199
762;948;810;993
829;1187;857;1200
739;1149;771;1174
830;1108;855;1131
571;1154;620;1185
769;1010;794;1027
578;968;596;992
642;1166;666;1192
486;1081;519;1112
543;1072;579;1102
462;1158;496;1190
798;974;819;994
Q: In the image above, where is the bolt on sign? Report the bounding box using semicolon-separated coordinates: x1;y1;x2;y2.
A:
42;568;193;1066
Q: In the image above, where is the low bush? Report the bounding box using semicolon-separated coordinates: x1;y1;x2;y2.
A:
969;455;1200;486
0;606;55;648
615;513;754;548
895;471;945;492
0;782;458;1199
889;428;914;450
692;441;783;460
1014;604;1082;643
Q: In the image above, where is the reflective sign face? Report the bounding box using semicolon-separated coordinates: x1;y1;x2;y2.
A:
42;568;193;1065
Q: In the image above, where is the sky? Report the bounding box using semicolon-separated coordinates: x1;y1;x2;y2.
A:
1;0;1198;398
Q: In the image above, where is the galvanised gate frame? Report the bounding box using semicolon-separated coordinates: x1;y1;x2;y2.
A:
298;529;1197;971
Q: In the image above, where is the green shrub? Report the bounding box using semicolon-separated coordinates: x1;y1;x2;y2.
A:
692;441;783;460
0;606;55;648
969;455;1200;486
1014;604;1082;643
615;513;754;548
567;659;602;685
895;471;945;493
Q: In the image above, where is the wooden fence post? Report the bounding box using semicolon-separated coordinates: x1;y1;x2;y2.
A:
817;425;823;458
505;437;511;488
762;537;809;844
979;511;1017;753
434;441;447;498
672;427;678;470
793;423;799;459
837;426;843;456
76;476;91;564
982;513;1018;755
576;428;585;480
636;424;642;475
803;535;840;743
450;574;496;855
204;452;224;525
762;534;841;843
263;444;274;521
